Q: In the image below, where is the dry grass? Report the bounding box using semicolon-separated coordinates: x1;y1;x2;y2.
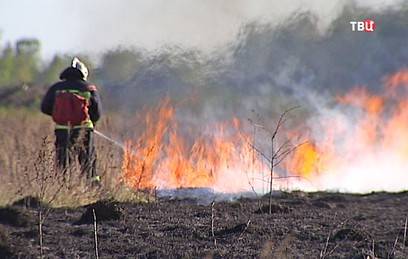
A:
0;108;149;208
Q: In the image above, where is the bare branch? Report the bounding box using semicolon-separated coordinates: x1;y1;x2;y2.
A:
271;106;300;140
272;139;292;160
238;219;252;239
274;141;308;167
248;142;271;164
404;217;407;247
211;200;217;248
249;106;302;215
93;209;100;259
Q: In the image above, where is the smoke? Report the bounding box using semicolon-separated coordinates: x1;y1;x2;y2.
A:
106;5;408;127
95;1;408;193
69;0;402;54
117;5;404;94
295;82;408;193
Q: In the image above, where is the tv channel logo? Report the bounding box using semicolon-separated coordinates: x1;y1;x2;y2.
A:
350;19;376;32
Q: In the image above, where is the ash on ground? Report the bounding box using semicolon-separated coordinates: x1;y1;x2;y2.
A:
157;187;282;204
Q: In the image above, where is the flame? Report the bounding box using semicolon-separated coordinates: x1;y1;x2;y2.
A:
122;99;174;189
123;69;408;193
287;142;320;178
287;69;408;192
122;99;268;193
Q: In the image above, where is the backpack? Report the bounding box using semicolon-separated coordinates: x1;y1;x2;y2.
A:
52;90;91;126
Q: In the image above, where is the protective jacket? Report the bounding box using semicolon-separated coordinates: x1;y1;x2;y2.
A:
41;67;102;129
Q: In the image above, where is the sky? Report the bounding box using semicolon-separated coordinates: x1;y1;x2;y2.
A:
0;0;403;59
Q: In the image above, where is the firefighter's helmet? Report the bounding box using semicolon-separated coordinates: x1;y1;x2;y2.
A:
71;57;89;81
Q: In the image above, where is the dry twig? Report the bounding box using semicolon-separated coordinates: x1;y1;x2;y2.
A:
238;219;252;239
93;209;99;259
404;217;407;247
211;200;217;248
249;106;302;214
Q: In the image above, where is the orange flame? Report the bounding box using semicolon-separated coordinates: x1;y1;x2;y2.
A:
286;68;408;192
122;99;267;192
123;69;408;193
122;99;174;189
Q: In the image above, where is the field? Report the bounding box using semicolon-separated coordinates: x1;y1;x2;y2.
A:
1;110;408;258
1;191;408;258
3;1;408;257
0;108;134;207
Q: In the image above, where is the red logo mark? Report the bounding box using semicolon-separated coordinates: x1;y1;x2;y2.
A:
364;19;376;32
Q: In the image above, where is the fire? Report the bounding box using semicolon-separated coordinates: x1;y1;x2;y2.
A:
122;99;268;193
123;69;408;193
122;99;174;189
287;142;320;178
287;69;408;192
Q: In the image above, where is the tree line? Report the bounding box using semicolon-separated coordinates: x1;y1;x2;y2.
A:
0;36;145;89
1;2;408;115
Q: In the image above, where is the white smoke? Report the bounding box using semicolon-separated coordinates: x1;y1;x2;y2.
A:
67;0;402;54
0;0;403;58
289;81;408;193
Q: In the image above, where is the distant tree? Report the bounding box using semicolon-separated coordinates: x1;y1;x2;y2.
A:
39;55;70;85
100;49;142;83
0;44;15;87
16;38;40;56
14;38;41;84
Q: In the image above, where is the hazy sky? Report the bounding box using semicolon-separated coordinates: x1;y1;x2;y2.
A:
0;0;402;59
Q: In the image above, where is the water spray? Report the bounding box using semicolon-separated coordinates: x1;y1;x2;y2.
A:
94;130;126;150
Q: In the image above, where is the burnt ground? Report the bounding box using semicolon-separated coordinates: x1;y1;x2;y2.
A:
1;191;408;258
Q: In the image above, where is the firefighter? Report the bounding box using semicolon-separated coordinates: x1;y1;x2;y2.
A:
41;57;102;182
